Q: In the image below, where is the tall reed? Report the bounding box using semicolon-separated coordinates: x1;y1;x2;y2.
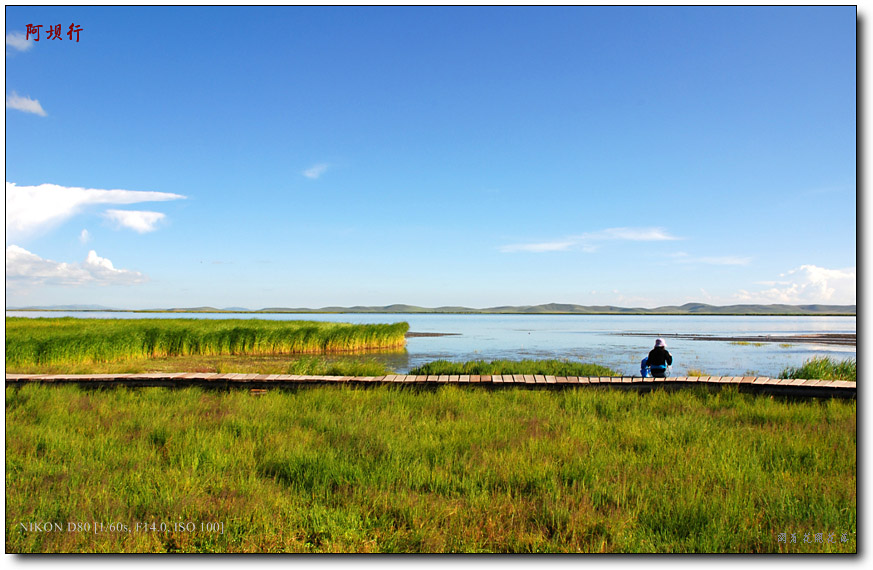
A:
5;318;409;367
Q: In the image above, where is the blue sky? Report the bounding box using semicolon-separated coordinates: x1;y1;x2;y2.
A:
5;6;857;310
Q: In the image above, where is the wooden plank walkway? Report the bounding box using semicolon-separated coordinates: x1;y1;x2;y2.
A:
5;373;856;398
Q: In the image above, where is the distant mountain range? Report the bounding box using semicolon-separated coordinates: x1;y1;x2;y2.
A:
7;304;118;311
253;302;857;315
7;303;856;315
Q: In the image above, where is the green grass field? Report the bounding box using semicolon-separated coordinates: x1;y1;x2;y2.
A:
5;383;856;553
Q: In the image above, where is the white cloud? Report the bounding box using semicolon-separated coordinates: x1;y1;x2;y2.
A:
580;227;678;242
612;293;657;307
79;229;91;244
104;210;166;233
5;181;185;241
6;245;147;287
696;288;715;303
6;92;46;116
6;32;32;53
500;226;679;253
671;252;751;266
736;265;856;305
303;163;329;179
696;256;751;266
500;240;575;253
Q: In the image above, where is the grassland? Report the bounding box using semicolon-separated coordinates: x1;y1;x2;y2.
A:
5;383;855;553
5;318;409;369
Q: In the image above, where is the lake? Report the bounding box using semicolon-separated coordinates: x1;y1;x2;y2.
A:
5;311;856;377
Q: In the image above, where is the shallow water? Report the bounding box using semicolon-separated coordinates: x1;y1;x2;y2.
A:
6;311;855;377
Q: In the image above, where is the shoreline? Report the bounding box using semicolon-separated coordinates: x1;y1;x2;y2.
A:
406;332;460;338
613;332;856;347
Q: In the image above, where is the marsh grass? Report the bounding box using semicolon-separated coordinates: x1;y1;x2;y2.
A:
779;357;856;382
5;318;409;369
5;384;855;553
408;359;617;377
5;352;396;377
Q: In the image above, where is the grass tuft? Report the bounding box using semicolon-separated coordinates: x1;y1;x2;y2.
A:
779;357;856;382
408;359;617;377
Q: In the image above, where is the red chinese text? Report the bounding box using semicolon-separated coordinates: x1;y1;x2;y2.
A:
67;23;82;42
23;23;83;43
46;24;63;41
25;24;42;41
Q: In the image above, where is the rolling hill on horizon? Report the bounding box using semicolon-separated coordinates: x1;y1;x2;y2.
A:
7;303;856;315
253;302;856;315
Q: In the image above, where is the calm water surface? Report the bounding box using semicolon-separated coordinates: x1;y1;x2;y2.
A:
6;312;856;377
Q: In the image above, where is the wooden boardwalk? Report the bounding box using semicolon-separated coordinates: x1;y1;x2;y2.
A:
5;373;856;398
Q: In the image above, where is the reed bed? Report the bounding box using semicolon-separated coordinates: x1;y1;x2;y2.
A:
409;359;618;377
780;357;856;382
5;318;409;367
5;384;855;553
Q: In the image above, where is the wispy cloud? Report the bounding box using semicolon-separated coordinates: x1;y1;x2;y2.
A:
6;32;32;54
670;252;752;266
6;92;46;116
693;256;751;266
303;163;329;179
500;240;576;253
6;245;147;287
580;227;678;242
79;229;91;244
500;226;680;253
6;182;185;241
104;210;166;233
736;265;856;305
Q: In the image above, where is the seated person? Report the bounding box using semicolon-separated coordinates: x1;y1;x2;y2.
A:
646;338;673;378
